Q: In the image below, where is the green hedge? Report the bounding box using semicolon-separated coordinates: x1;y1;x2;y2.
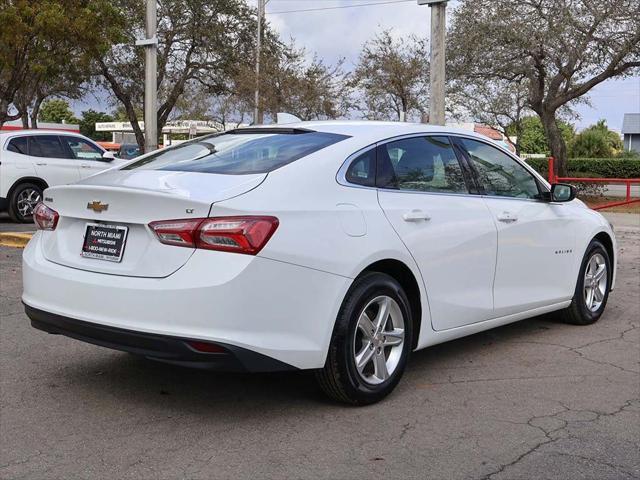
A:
525;158;640;179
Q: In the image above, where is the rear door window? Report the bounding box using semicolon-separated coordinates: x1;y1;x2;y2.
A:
377;136;470;193
28;135;70;159
7;136;28;155
123;129;349;175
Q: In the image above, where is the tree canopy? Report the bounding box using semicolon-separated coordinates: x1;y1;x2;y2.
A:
506;116;575;155
0;0;123;127
38;98;78;124
448;0;640;174
571;120;623;158
353;30;429;121
79;109;114;141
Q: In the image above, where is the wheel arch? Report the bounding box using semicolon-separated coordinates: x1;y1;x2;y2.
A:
8;177;49;200
356;258;422;350
593;231;615;289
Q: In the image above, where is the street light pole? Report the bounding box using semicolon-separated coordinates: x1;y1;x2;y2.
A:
254;0;265;125
136;0;158;152
418;0;447;126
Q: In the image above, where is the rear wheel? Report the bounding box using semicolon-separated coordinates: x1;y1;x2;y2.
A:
558;240;611;325
315;272;413;405
8;182;42;223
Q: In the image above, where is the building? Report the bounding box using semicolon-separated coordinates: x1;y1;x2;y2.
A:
622;113;640;153
94;120;243;147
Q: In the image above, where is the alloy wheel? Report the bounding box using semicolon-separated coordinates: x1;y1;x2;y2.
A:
583;252;607;312
16;188;41;217
353;295;405;385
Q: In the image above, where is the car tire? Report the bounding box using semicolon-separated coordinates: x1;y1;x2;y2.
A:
558;240;611;325
315;272;413;405
8;182;43;223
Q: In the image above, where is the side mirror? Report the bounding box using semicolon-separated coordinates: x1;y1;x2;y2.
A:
551;183;576;202
102;151;116;161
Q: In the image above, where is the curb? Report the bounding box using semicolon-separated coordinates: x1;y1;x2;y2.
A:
0;232;34;248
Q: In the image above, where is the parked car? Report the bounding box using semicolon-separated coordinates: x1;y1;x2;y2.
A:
22;122;616;404
117;143;141;160
0;130;126;222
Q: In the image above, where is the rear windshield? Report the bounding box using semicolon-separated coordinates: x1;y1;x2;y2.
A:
122;129;349;175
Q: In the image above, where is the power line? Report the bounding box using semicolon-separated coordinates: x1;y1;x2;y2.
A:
267;0;414;15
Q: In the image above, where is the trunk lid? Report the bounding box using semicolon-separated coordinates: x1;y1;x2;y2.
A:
40;170;266;277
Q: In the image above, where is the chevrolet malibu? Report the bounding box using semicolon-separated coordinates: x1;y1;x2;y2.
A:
22;122;616;404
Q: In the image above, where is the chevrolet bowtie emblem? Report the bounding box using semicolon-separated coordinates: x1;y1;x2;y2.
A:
87;201;109;213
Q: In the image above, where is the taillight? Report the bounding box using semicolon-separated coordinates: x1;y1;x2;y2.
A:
149;216;279;255
147;219;202;247
197;216;279;254
33;203;59;230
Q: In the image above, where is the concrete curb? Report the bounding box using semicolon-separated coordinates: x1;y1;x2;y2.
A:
0;232;34;248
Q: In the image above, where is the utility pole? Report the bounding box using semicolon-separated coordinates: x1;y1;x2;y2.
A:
418;0;447;126
254;0;269;125
136;0;158;152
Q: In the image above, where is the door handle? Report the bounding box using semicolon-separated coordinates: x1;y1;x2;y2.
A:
80;164;91;169
35;163;47;166
402;210;431;222
497;211;518;223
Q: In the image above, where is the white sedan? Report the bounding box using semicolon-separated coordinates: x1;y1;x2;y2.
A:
22;122;616;404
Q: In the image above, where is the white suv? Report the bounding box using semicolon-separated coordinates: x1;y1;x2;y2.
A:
0;130;126;222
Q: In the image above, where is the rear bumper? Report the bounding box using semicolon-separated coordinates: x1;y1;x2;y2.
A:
26;305;296;372
23;231;351;370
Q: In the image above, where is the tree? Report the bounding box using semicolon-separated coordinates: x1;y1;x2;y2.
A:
258;43;352;121
450;78;530;155
571;120;623;158
506;116;575;155
38;99;78;124
79;110;114;141
353;30;429;121
0;0;123;127
92;0;265;151
448;0;640;175
173;40;352;126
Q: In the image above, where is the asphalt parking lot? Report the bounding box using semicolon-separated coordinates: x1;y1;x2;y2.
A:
1;213;638;480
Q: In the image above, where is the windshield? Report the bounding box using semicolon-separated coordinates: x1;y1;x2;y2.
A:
122;130;349;175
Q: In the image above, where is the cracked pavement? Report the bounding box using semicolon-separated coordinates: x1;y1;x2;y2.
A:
1;212;639;479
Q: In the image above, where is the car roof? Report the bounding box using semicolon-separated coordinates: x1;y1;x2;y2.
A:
240;120;492;143
0;129;85;139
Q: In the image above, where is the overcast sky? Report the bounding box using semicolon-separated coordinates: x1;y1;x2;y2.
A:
75;0;639;132
261;0;640;132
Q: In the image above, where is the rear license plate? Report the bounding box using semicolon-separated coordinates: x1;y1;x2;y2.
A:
81;223;129;262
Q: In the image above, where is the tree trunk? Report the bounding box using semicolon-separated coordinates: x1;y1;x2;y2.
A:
98;61;146;152
132;119;146;152
513;124;522;157
30;96;44;129
539;111;568;178
21;111;29;129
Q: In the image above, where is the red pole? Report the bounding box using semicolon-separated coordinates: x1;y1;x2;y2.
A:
548;157;555;183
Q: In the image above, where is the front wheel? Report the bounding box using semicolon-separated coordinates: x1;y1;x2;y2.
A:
558;240;611;325
315;272;413;405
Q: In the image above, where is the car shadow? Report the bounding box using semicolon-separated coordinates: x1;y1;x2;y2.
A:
407;312;559;373
55;313;562;412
